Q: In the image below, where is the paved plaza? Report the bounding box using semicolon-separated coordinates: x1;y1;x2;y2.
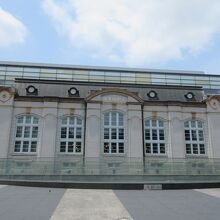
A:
0;185;220;220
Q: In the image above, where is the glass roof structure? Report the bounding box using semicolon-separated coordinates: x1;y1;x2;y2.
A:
1;61;220;90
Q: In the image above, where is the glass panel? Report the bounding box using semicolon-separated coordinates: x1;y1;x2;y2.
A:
111;112;117;126
193;144;198;154
152;129;157;140
104;142;109;153
145;143;151;153
111;128;117;139
185;130;190;141
60;142;66;152
200;144;205;154
89;71;105;82
118;128;124;139
68;127;74;138
191;130;197;141
31;141;37;152
33;117;39;124
62;117;67;125
14;141;21;152
118;113;123;126
145;129;150;140
22;141;29;152
73;70;89;81
160;143;165;154
104;113;109;126
121;72;135;83
25;116;31;124
24;126;31;138
69;117;75;125
198;130;204;141
153;143;158;153
75;142;81;152
76;128;81;139
68;142;74;152
111;143;117;153
159;130;164;140
61;127;67;138
104;128;109;139
32;127;38;138
16;126;23;138
77;118;82;125
186;144;191;154
17;117;24;124
105;71;120;83
119;143;124;153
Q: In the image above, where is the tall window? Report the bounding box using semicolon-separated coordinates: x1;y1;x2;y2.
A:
144;119;166;155
60;116;83;154
184;120;205;155
14;115;39;153
104;112;124;154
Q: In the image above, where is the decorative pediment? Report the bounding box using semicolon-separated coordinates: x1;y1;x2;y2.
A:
85;88;143;103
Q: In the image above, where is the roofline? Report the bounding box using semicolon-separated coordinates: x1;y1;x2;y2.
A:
0;60;205;75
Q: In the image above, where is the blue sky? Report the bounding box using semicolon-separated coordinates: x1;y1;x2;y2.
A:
0;0;220;73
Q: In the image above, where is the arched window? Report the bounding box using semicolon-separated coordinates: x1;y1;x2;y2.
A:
184;120;205;155
103;112;124;154
14;115;39;153
144;119;165;155
60;116;83;154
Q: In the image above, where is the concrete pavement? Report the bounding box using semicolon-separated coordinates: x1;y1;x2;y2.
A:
0;185;220;220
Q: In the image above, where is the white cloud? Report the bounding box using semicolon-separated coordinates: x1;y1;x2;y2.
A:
43;0;220;65
0;7;27;47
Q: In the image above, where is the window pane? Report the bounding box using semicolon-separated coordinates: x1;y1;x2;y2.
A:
76;142;81;152
111;143;117;153
153;143;158;153
152;129;157;140
17;117;24;124
191;121;196;128
191;130;197;141
200;144;205;154
33;117;39;124
25;116;32;124
69;127;74;138
159;130;164;140
152;120;157;127
31;141;37;152
145;143;151;153
185;130;190;141
104;128;109;139
68;142;74;152
160;143;165;154
145;129;150;140
118;129;124;139
16;126;23;138
197;121;203;128
32;127;38;138
69;117;75;125
158;120;163;127
184;121;189;128
111;112;117;126
145;120;150;127
104;142;109;153
111;128;117;139
61;127;67;138
77;118;82;125
198;130;204;141
23;141;29;152
119;143;124;153
104;113;109;126
193;144;198;154
24;126;31;138
76;127;81;138
186;144;191;154
62;117;67;125
60;142;66;152
118;113;123;126
14;141;21;152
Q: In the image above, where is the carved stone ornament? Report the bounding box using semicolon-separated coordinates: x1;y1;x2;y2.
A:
209;98;220;110
0;89;12;103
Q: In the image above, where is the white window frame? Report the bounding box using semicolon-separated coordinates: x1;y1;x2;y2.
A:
184;120;206;156
14;115;39;154
103;111;125;155
144;119;166;155
59;116;83;154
